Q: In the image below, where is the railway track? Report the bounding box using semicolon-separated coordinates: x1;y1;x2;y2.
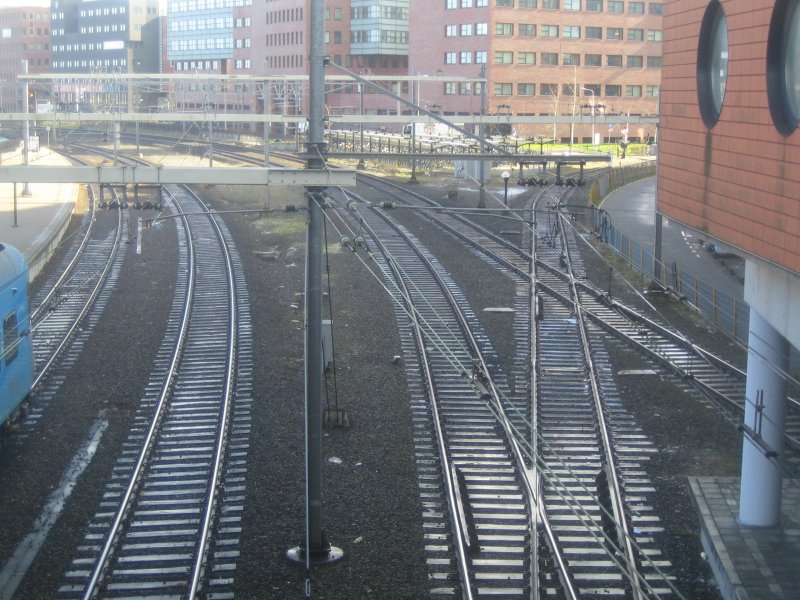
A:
55;183;252;599
531;186;674;598
38;138;787;597
334;188;538;596
355;174;800;469
333;179;684;597
11;180;128;446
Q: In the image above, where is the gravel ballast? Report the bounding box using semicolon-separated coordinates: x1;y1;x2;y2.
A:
0;168;746;599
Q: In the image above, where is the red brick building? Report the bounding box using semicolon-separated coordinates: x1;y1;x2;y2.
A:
410;0;663;141
0;5;51;113
231;0;410;133
659;0;800;277
658;1;800;582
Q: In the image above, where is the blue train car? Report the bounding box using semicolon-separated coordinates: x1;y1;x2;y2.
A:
0;243;34;433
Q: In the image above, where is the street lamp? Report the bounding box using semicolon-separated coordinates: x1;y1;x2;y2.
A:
502;170;510;205
498;103;511;137
580;87;596;145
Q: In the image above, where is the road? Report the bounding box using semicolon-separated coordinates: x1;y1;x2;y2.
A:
600;175;744;303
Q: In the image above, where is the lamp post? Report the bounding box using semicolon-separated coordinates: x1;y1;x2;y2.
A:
581;87;595;145
478;64;487;208
21;59;31;196
502;170;510;206
498;103;511;138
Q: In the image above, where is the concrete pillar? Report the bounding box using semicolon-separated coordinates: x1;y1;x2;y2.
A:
739;310;789;526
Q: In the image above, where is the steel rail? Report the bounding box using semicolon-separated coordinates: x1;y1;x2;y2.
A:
554;207;646;600
356;205;476;600
79;189;196;600
29;177;98;324
183;185;239;598
30;186;123;390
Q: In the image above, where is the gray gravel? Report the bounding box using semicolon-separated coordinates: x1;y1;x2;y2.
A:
0;169;745;599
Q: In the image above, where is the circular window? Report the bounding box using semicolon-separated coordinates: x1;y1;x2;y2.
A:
768;0;800;135
697;1;729;128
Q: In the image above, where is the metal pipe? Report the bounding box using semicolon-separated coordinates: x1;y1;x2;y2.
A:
288;0;342;569
22;60;30;196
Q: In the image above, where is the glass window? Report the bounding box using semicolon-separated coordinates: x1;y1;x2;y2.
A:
607;27;622;40
605;84;622;96
445;25;457;36
494;82;512;95
541;24;559;37
475;51;487;63
564;0;581;9
626;85;642;97
647;55;662;67
563;53;580;65
519;23;536;36
541;52;558;65
648;30;663;41
495;22;513;35
461;23;473;35
785;6;800;117
563;25;581;38
608;1;623;13
628;28;644;41
476;23;488;34
585;53;602;66
496;0;514;5
629;2;644;13
519;0;537;6
562;84;576;96
542;0;559;7
518;51;536;64
767;0;800;134
647;85;660;97
445;52;457;64
607;54;622;66
627;55;643;67
495;51;513;64
3;312;18;364
460;51;472;63
649;3;663;15
518;83;535;96
586;26;602;39
540;83;558;96
586;0;603;10
697;0;728;127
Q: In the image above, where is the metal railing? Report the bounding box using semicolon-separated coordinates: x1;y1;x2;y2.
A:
586;184;749;345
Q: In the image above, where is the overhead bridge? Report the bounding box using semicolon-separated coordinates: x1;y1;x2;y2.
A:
0;165;355;187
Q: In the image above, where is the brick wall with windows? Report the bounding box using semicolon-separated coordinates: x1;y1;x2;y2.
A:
487;0;662;138
658;0;800;274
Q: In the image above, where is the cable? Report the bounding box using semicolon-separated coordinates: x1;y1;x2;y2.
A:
321;211;342;421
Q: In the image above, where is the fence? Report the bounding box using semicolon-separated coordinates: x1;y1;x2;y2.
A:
586;180;749;345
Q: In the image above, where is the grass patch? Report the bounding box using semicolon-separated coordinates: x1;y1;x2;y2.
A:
252;212;307;236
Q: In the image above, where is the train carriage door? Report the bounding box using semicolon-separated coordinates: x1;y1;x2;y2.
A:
3;311;19;364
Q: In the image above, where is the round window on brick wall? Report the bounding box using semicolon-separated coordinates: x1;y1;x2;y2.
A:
768;0;800;136
697;0;728;128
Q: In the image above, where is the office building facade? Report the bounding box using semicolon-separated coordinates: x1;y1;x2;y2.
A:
0;6;51;113
410;0;663;141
